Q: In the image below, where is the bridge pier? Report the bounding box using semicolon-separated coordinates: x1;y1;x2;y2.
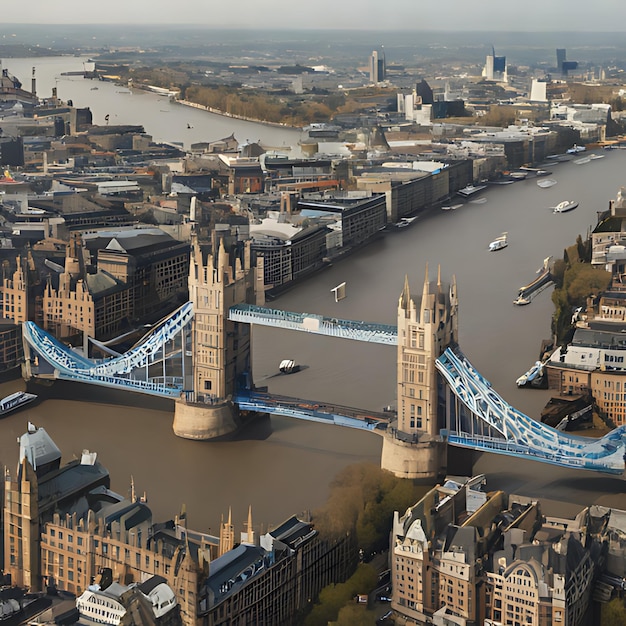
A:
380;432;447;480
173;398;242;440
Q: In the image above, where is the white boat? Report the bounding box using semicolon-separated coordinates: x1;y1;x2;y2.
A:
567;144;586;154
396;216;418;228
574;156;591;165
537;178;557;189
509;171;528;180
0;391;37;416
513;294;531;306
442;204;463;211
457;184;487;197
553;200;578;213
589;153;605;160
279;359;300;374
516;361;543;387
489;232;508;251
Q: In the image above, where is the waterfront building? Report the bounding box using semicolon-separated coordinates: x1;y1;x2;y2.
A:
545;187;626;424
354;160;472;223
199;515;356;626
0;222;189;353
544;325;626;425
0;61;38;107
4;424;356;626
251;223;329;293
390;475;599;626
296;192;387;248
4;424;110;590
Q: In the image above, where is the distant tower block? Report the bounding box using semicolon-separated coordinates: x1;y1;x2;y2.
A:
173;228;265;440
381;267;458;479
331;282;346;302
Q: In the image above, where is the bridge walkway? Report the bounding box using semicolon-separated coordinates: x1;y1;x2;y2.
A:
233;390;393;432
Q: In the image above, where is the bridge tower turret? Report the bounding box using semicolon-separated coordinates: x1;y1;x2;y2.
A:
173;228;264;439
381;266;457;479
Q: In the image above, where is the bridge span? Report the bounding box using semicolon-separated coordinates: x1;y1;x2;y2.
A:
21;299;626;476
228;303;397;345
233;390;391;431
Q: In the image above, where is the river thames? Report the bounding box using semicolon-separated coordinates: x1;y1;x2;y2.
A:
1;56;626;533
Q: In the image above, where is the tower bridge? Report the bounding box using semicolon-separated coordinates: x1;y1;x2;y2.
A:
21;233;626;479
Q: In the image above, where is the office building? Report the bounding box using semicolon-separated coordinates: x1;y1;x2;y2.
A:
483;47;507;82
390;475;598;626
370;48;386;84
557;48;579;77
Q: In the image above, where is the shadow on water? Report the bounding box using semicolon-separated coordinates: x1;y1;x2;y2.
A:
27;379;175;414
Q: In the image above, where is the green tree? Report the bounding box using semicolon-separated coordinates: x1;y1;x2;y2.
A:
334;604;378;626
601;597;626;625
303;564;378;626
563;263;611;302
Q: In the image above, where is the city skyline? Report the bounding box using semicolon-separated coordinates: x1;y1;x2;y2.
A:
2;0;626;32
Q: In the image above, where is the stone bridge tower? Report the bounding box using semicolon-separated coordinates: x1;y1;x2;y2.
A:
173;228;264;439
381;266;458;479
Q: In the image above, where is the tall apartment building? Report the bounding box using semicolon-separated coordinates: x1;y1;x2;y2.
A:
390;475;598;626
370;48;386;84
483;47;507;82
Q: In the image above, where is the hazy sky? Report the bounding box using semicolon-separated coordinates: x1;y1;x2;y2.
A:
2;1;625;31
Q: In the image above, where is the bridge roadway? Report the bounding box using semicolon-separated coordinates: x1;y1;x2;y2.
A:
233;390;392;431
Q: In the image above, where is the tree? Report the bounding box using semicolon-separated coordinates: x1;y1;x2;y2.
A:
334;604;377;625
601;597;626;625
303;564;378;626
312;462;430;552
563;263;611;302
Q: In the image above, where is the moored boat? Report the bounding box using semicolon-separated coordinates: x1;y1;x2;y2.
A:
0;391;38;416
516;361;544;387
514;257;553;305
457;184;487;197
509;171;528;180
537;178;557;189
